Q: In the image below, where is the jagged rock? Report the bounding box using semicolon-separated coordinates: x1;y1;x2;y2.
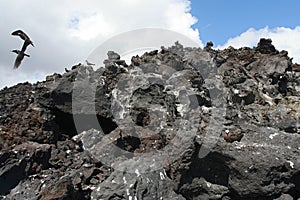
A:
274;193;294;200
107;50;121;60
179;177;229;199
0;142;51;195
256;38;278;54
204;41;214;51
91;161;185;200
38;177;80;200
0;83;59;149
0;39;299;199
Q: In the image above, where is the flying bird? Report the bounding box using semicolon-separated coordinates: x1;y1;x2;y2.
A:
11;50;30;69
11;29;34;48
11;29;34;69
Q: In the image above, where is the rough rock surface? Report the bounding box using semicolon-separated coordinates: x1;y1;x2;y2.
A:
0;39;299;199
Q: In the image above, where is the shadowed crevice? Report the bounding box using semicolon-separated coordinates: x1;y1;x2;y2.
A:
53;109;118;137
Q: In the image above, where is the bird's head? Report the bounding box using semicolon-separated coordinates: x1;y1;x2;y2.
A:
11;29;22;36
11;50;19;54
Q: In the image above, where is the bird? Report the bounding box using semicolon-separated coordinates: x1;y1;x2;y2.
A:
223;129;244;143
11;50;30;69
11;30;34;47
11;29;34;69
85;60;95;66
291;63;300;72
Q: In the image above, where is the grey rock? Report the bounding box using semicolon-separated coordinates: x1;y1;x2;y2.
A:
179;177;229;200
0;142;51;195
91;160;185;200
256;38;278;54
0;39;299;199
274;193;294;200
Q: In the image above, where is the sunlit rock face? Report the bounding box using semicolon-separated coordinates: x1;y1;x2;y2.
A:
0;39;300;200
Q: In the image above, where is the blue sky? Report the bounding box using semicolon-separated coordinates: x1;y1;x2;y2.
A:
190;0;300;45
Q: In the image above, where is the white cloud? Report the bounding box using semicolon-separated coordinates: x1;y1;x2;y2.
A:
69;12;116;40
217;26;300;63
0;0;201;89
164;0;202;46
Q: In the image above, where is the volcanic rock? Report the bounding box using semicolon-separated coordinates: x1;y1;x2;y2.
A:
0;39;299;199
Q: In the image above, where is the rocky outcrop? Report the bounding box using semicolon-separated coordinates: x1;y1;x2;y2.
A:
0;39;299;199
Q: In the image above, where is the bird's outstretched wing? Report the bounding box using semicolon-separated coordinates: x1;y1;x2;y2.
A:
11;29;34;47
13;55;22;69
12;50;30;69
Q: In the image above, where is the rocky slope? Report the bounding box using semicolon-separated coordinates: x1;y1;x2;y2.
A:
0;39;299;200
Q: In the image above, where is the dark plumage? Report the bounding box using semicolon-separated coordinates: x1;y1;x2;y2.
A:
11;30;34;48
292;63;300;72
11;50;30;69
20;39;33;52
223;131;244;143
11;29;34;69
